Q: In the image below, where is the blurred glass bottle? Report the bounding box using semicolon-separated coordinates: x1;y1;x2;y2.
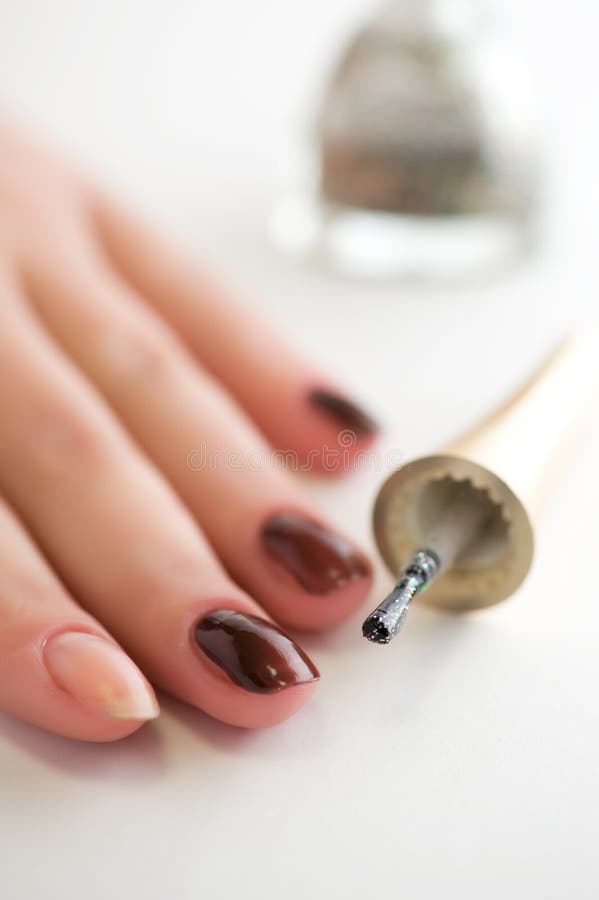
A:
271;0;540;281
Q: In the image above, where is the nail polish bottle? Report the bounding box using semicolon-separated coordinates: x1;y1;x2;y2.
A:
271;0;540;281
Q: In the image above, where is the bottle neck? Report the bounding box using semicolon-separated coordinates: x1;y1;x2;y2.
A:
375;0;487;41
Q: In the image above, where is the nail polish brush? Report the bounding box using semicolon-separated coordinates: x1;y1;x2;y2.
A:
363;333;599;643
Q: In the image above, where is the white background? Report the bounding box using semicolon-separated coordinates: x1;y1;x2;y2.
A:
0;2;598;898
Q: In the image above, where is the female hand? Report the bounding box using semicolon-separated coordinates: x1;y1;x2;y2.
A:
0;116;377;740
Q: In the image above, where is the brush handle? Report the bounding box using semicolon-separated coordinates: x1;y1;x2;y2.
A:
446;332;599;513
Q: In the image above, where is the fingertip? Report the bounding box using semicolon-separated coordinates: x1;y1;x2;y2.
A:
131;602;321;729
251;509;375;630
0;627;160;743
58;715;155;743
43;630;159;723
307;387;380;439
209;679;320;729
269;385;381;477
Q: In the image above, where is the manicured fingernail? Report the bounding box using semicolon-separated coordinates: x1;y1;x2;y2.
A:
262;512;371;594
194;610;320;693
44;632;159;721
309;389;379;436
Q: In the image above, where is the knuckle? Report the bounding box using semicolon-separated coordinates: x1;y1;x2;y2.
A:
98;317;180;385
32;404;114;479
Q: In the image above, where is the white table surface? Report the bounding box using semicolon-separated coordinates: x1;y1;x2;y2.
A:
1;2;598;898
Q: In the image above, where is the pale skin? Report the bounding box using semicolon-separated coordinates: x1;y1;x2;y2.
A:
0;116;376;741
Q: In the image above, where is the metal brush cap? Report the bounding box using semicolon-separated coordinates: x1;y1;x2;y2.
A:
373;455;534;612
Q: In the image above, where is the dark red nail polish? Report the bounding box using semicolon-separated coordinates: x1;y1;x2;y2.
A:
194;610;320;693
262;512;371;594
309;389;378;436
